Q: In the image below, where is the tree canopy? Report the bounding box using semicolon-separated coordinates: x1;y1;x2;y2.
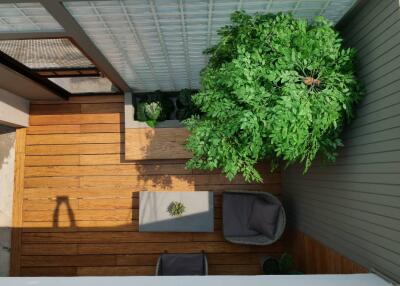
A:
185;12;361;182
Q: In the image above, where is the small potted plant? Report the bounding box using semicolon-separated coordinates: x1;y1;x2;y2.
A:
136;91;174;127
167;201;186;217
261;253;302;275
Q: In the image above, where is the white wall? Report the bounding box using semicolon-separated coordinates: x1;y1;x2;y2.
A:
0;125;16;276
0;274;392;286
0;88;29;127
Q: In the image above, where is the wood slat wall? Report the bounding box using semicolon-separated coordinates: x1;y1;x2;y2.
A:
283;0;400;283
15;95;284;276
289;231;367;274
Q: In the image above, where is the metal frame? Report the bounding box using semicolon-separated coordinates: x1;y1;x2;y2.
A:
0;0;130;95
0;50;69;99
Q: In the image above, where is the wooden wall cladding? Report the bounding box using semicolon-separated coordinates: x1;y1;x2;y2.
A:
289;230;368;274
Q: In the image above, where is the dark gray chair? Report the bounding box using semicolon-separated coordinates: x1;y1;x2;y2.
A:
222;190;286;245
155;253;208;276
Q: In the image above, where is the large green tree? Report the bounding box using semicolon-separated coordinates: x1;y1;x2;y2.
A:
184;12;361;182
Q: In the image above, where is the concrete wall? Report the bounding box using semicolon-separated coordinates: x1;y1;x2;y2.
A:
0;88;29;127
282;0;400;283
0;125;16;276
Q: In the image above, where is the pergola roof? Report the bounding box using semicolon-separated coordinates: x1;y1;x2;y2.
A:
0;0;357;92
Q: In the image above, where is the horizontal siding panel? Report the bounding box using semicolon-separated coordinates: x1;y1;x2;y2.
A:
345;117;400;139
342;0;391;40
356;14;400;60
360;79;400;107
350;100;400;128
286;200;400;258
355;93;400;118
290;162;400;175
345;3;400;50
285;186;400;221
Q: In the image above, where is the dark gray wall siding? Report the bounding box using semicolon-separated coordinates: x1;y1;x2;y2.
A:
283;0;400;282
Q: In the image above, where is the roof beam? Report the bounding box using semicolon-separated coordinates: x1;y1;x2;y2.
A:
0;31;67;40
39;0;130;92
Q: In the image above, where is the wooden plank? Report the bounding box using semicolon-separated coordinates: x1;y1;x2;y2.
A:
21;232;193;244
30;104;81;115
21;255;116;267
26;133;123;145
77;241;284;255
32;95;124;104
80;154;130;165
23;187;139;200
116;254;159;266
23;198;135;211
27;125;81;135
30;113;122;126
23;199;79;211
81;103;124;114
24;164;191;177
23;209;135;222
22;220;137;230
80;124;123;134
20;267;77;276
27;124;123;135
10;128;26;276
125;128;191;160
21;243;78;255
26;143;123;155
25;177;80;188
79;175;195;190
78;198;136;210
25;155;80;166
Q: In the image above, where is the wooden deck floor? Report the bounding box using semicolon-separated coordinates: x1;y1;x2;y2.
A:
12;95;284;276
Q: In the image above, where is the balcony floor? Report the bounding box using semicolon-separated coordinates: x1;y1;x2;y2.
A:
13;95;284;276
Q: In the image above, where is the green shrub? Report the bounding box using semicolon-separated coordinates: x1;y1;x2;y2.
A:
145;102;162;127
185;11;362;182
135;91;174;127
176;89;201;120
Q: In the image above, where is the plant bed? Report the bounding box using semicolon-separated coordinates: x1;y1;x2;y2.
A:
132;89;200;128
124;91;195;160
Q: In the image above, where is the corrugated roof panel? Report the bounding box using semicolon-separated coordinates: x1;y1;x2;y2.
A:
0;2;63;32
64;0;356;92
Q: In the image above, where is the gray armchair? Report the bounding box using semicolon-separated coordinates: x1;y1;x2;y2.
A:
155;253;208;276
222;190;286;245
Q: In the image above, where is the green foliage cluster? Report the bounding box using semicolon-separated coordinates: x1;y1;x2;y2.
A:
167;201;186;216
176;89;201;120
185;11;361;182
262;253;301;275
136;91;174;127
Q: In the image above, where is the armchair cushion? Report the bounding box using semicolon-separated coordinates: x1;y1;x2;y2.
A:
223;193;258;237
248;198;281;238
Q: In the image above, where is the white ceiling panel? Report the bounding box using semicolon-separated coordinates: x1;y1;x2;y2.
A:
0;3;63;32
64;0;357;92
